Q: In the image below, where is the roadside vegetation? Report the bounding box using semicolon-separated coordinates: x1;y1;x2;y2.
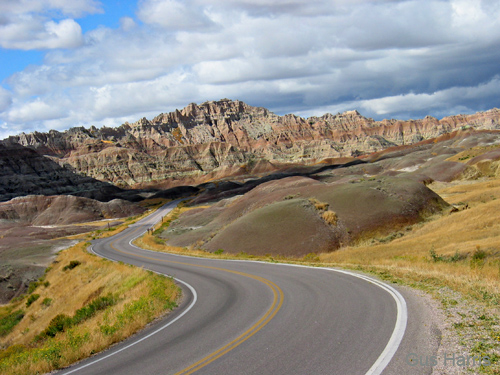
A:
140;175;500;374
319;177;500;374
0;241;180;375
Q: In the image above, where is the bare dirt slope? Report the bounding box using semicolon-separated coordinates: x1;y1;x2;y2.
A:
0;195;145;303
0;195;145;225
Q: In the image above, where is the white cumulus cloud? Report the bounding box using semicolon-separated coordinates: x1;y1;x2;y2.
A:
137;0;214;30
0;18;83;50
0;0;101;50
0;87;12;112
1;0;500;138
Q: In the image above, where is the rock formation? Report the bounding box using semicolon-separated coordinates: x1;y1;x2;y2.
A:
0;143;134;202
3;99;500;189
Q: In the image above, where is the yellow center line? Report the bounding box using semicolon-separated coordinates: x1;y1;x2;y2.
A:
104;228;284;375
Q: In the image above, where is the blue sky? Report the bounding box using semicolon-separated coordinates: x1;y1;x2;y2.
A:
1;0;500;139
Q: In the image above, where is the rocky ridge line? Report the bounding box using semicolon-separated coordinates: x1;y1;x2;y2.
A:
3;99;500;188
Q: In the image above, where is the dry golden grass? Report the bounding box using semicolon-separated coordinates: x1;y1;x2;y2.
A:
318;177;500;303
134;177;500;305
0;242;180;375
446;144;500;163
309;198;329;211
133;176;500;373
321;210;338;226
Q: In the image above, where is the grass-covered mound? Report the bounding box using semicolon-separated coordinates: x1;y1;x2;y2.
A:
0;242;180;375
161;175;448;256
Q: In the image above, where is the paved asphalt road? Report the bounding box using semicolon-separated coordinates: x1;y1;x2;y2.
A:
57;200;434;375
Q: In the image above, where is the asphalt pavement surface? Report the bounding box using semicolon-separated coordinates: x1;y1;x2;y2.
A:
58;200;440;375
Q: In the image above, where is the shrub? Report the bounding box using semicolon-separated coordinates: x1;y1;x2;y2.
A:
62;260;81;271
214;249;224;255
42;298;52;307
321;210;338;226
43;314;72;338
35;294;117;341
72;294;117;325
472;248;487;261
153;237;165;245
430;249;465;263
0;310;24;337
27;281;40;294
26;294;40;307
470;247;487;269
309;198;329;211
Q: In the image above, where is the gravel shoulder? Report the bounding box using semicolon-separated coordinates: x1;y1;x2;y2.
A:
383;283;498;375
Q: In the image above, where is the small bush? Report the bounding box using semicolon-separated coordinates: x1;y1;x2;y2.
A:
35;294;117;341
214;249;224;255
153;237;165;245
309;198;329;211
27;281;40;294
62;260;81;271
321;210;338;226
430;249;466;263
72;294;117;325
42;298;52;307
472;248;487;261
0;310;24;337
26;294;40;307
470;247;487;269
42;314;73;339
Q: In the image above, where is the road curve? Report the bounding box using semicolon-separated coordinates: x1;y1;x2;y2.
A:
59;200;408;375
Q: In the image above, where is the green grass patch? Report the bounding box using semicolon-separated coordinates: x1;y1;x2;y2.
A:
62;260;81;271
429;249;466;263
35;294;117;342
26;294;40;307
27;281;41;294
0;310;25;337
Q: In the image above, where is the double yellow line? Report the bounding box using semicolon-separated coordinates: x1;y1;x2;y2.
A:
174;269;283;375
107;228;284;375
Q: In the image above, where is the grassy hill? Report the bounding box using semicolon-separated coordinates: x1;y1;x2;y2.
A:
0;242;180;375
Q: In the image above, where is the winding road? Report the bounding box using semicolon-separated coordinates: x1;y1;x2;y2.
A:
58;200;434;375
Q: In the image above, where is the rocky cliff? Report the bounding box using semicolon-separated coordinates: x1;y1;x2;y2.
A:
0;143;134;202
3;99;500;188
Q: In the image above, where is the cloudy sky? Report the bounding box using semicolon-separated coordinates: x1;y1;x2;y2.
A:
0;0;499;139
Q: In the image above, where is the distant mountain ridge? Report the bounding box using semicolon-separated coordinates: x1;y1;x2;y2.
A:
3;99;500;188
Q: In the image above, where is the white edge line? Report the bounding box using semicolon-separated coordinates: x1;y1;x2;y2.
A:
85;200;406;375
62;244;197;375
334;269;407;375
127;235;408;375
